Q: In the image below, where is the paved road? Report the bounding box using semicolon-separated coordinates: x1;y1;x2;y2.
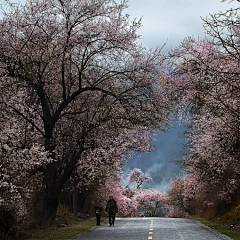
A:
71;217;232;240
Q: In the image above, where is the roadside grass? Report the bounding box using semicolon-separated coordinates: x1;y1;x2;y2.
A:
23;217;98;240
11;202;108;240
19;204;107;240
194;216;240;240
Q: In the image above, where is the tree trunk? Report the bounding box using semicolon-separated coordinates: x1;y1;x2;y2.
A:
41;192;59;226
72;187;78;217
41;162;77;226
41;132;85;226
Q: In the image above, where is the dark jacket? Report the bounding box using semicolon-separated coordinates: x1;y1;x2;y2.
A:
105;199;118;215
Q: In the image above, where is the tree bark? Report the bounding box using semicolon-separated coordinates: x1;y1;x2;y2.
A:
41;148;84;226
72;187;78;217
41;191;59;227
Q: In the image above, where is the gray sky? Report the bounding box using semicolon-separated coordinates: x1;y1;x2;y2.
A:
124;0;239;49
124;120;188;192
124;0;240;191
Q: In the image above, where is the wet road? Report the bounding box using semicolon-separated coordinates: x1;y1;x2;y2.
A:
71;217;232;240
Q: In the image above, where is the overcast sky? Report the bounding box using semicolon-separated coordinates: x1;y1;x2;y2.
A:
124;0;239;49
123;0;240;191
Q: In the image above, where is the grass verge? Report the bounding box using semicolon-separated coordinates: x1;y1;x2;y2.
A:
19;217;100;240
193;216;240;240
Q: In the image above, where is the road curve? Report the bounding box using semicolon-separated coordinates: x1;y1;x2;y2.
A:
71;217;232;240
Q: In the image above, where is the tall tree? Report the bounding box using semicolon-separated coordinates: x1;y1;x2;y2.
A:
0;0;172;225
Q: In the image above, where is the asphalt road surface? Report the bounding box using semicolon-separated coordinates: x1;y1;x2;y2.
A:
71;217;232;240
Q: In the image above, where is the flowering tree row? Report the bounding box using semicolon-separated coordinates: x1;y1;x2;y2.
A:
167;1;240;213
93;168;174;218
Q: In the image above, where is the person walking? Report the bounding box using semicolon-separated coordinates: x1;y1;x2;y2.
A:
105;196;118;226
94;205;103;226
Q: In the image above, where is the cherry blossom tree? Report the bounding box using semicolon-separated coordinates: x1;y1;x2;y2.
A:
0;0;172;226
127;167;152;190
167;177;191;217
131;189;170;217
